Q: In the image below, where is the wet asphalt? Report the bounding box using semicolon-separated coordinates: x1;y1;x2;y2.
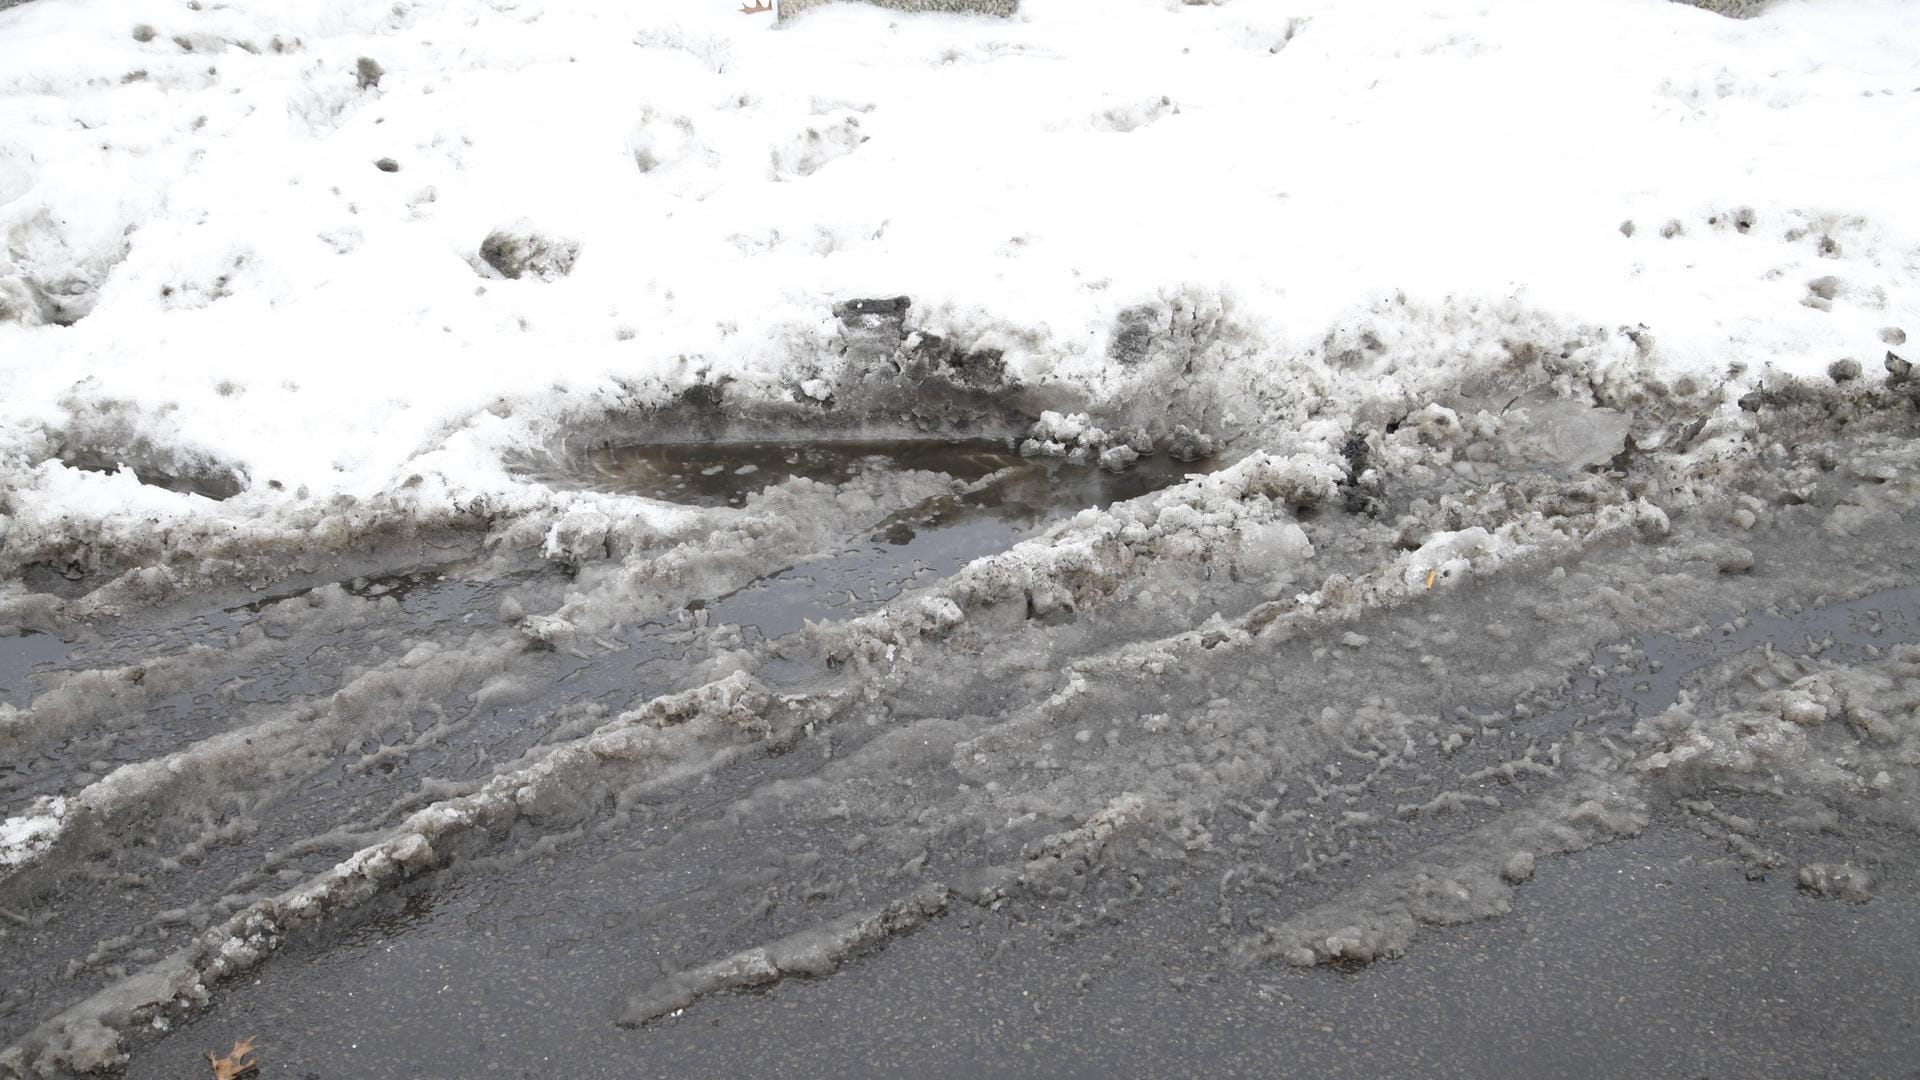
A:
8;438;1920;1078
119;825;1919;1080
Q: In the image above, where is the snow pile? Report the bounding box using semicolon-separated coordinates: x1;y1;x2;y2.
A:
0;0;1915;592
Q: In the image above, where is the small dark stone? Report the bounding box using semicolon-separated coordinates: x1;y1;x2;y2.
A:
1828;358;1862;383
374;158;400;173
1806;276;1841;301
478;223;580;281
131;24;156;42
1882;327;1908;346
1887;353;1913;382
1737;391;1764;412
1618;220;1635;237
356;56;384;90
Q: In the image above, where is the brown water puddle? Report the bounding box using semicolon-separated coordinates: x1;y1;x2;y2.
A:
563;438;1027;507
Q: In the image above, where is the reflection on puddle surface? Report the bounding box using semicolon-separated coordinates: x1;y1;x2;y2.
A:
663;445;1216;646
230;568;458;616
554;436;1219;648
0;629;75;706
568;438;1027;507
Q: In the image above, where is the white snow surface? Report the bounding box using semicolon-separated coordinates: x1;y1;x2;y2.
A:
0;795;64;868
1;0;1917;541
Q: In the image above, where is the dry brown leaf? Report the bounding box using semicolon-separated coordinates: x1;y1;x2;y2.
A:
206;1037;259;1080
738;0;773;12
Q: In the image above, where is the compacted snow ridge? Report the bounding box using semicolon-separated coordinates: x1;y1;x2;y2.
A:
2;0;1919;1076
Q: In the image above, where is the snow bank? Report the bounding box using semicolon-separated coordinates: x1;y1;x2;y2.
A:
1;0;1916;593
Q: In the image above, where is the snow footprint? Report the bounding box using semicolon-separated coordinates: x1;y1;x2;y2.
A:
769;115;866;180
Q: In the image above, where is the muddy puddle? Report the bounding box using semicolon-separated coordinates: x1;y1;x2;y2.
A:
554;438;1030;507
534;435;1216;655
681;447;1215;648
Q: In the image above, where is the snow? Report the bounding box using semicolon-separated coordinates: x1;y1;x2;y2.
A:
0;794;65;869
1;0;1919;569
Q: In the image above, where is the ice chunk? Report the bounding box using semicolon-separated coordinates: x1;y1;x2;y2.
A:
1797;863;1873;903
0;795;68;869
